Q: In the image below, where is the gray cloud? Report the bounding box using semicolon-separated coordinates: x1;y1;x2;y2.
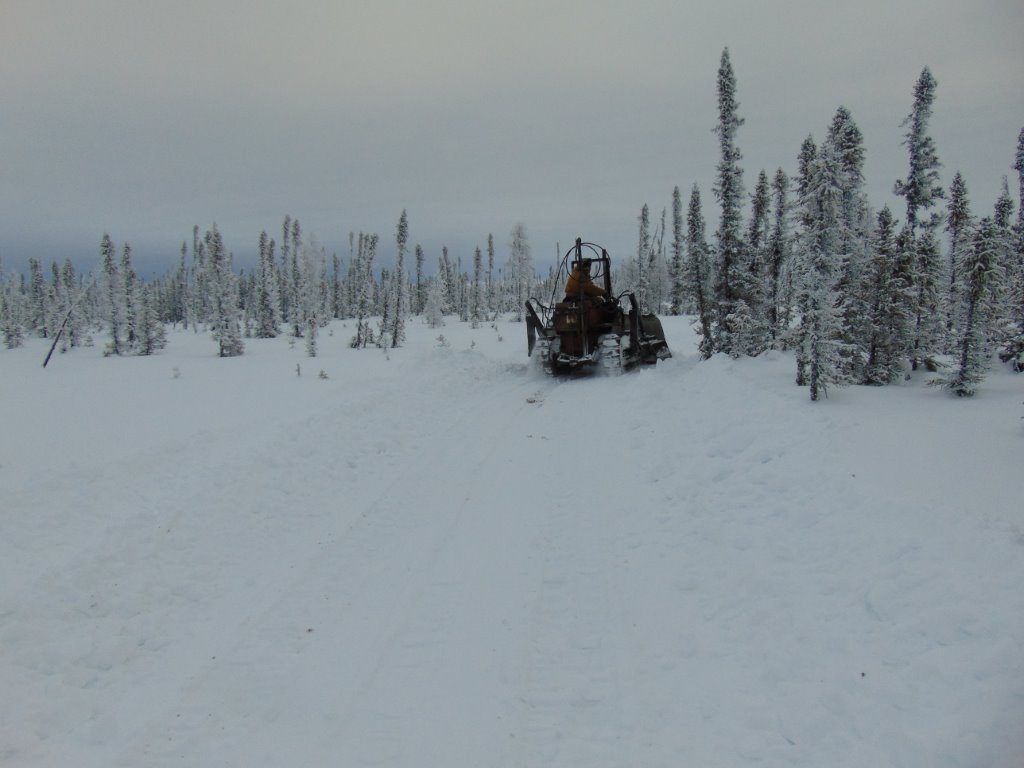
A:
2;0;1022;275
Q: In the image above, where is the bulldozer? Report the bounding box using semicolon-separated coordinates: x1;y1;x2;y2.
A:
525;238;671;375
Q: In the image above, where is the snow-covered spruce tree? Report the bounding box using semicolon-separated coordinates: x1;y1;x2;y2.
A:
27;258;47;337
121;243;140;353
278;216;293;328
945;171;973;342
330;252;343;319
438;247;456;316
767;168;792;348
792;137;817;381
189;224;211;328
458;256;470;322
423;277;445;328
391;209;408;347
943;217;1004;395
0;270;25;349
297;238;327;336
827;106;872;381
509;222;532;322
343;233;357;319
743;168;771;352
993;175;1015;247
289;218;303;338
648;207;669;311
684;184;715;359
56;267;74;337
413;243;425;316
711;47;751;357
377;267;393;348
669;186;686;314
205;225;244;357
300;241;328;356
136;282;167;355
351;233;378;348
305;316;318;357
794;139;851;400
894;67;946;371
254;231;281;338
863;206;912;385
100;233;126;355
1000;128;1024;370
487;233;496;319
470;245;483;329
635;203;651;309
43;262;62;348
168;242;188;329
48;259;76;353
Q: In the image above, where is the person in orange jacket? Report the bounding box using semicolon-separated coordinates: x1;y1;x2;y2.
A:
564;259;608;301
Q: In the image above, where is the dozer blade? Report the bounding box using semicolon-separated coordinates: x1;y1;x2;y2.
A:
525;301;547;356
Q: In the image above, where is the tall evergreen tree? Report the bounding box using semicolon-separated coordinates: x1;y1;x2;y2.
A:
414;244;425;316
647;207;668;311
423;277;445;328
894;67;946;371
993;176;1014;233
991;177;1018;366
470;246;483;329
509;223;532;322
635;203;651;308
136;282;167;355
100;233;126;355
0;282;24;349
27;258;47;337
351;233;377;348
331;252;342;319
487;233;496;318
863;206;911;384
121;243;140;353
744;169;772;350
685;185;715;359
206;225;244;357
945;217;1003;394
439;247;456;315
391;209;408;347
171;242;188;328
827;107;872;380
376;267;392;349
1000;128;1024;369
46;262;62;347
191;224;210;327
945;171;973;341
253;231;280;337
290;218;303;338
59;258;82;350
794;139;850;400
711;47;749;356
669;185;685;315
766;169;792;347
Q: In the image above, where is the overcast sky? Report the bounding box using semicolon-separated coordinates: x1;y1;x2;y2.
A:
2;0;1022;276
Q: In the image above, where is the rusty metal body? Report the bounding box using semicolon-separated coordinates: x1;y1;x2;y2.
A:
526;238;671;375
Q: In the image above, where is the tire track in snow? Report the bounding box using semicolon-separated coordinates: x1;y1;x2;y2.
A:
118;354;561;766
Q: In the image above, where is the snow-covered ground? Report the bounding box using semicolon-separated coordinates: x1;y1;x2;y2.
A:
2;316;1023;767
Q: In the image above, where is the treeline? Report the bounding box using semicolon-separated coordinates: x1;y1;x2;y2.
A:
2;49;1022;398
0;213;545;358
613;51;1023;398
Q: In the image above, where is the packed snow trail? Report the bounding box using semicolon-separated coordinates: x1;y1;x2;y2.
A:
2;319;1023;767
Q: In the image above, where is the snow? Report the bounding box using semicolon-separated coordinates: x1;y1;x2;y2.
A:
2;317;1023;767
